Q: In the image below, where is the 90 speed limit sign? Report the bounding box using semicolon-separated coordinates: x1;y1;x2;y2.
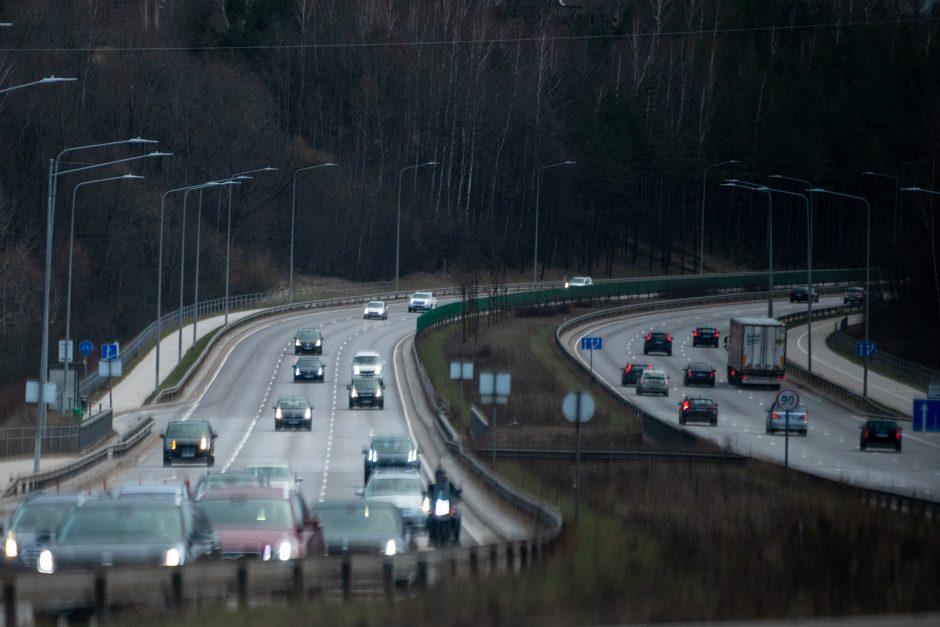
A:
775;389;800;411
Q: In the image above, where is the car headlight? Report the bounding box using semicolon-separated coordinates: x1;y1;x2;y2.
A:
304;408;312;419
276;540;294;561
314;339;321;346
275;408;283;419
4;535;17;558
317;368;323;375
375;388;382;398
368;450;378;462
199;436;209;450
384;539;397;556
37;550;55;574
421;496;430;513
295;368;301;376
353;365;361;375
375;366;383;376
435;499;450;517
350;388;358;398
164;547;183;567
170;439;177;450
294;339;301;346
408;450;417;463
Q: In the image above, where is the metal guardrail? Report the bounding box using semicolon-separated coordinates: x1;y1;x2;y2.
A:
831;317;939;389
0;408;112;458
476;446;747;464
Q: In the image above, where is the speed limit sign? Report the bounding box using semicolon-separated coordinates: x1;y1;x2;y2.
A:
775;389;800;411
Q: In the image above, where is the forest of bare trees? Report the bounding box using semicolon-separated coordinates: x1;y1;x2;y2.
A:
0;0;937;413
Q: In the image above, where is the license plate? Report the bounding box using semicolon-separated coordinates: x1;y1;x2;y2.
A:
182;450;195;458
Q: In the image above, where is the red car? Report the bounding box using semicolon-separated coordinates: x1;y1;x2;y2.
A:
196;487;324;560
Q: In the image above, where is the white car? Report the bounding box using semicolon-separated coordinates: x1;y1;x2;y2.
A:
351;350;383;382
356;470;430;529
636;369;669;397
565;276;593;288
407;291;438;312
363;300;388;320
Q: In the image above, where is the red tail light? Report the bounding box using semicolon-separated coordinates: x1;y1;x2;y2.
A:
895;430;901;440
708;371;714;378
771;411;780;419
863;429;869;439
666;335;673;342
645;333;651;341
693;331;699;337
713;330;720;337
682;401;689;410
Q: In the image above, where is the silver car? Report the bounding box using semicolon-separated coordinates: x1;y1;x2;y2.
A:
636;369;669;397
363;300;388;320
356;470;430;529
765;402;808;436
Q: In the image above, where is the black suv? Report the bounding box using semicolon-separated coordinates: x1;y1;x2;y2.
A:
692;326;720;347
162;420;217;467
643;331;673;356
293;357;325;382
621;362;653;386
294;328;323;354
362;437;420;482
683;362;716;387
348;378;385;409
273;396;313;431
859;418;902;452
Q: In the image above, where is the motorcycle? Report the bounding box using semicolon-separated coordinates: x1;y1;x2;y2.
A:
425;483;461;547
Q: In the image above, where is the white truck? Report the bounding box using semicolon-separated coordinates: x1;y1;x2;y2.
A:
725;317;787;388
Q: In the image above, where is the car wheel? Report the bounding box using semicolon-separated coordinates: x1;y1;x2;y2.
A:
643;348;648;355
663;390;669;397
621;377;628;386
710;418;717;426
710;381;715;387
896;443;902;453
859;442;866;451
765;426;772;434
274;422;280;431
378;401;384;409
163;454;171;467
667;349;672;356
307;423;313;432
679;415;686;425
207;455;215;467
801;430;807;437
348;400;354;410
636;388;643;395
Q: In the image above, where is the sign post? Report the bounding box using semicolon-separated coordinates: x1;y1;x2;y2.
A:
775;389;800;470
579;336;603;383
480;372;511;469
563;390;594;525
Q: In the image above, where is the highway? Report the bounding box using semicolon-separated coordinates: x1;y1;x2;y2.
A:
562;296;940;501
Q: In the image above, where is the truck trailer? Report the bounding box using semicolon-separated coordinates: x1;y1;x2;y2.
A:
725;317;786;387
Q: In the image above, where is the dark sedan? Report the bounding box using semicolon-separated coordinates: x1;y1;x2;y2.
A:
36;499;220;573
162;420;217;467
643;331;673;356
860;418;902;452
621;362;652;386
683;362;716;387
196;487;324;560
678;396;718;426
273;396;313;431
348;378;384;409
293;328;323;354
2;493;89;571
314;500;413;557
363;436;420;483
691;326;720;347
789;287;819;303
293;357;325;382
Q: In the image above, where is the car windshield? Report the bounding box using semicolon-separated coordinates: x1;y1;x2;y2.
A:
57;505;182;544
10;501;77;533
413;292;431;299
316;504;399;532
650;333;668;339
688;398;713;408
354;355;380;365
367;302;384;308
697;327;716;334
689;363;712;371
869;420;897;430
296;329;320;339
296;359;320;367
277;398;309;409
247;466;294;480
354;379;381;391
372;439;413;453
194;475;264;496
166;422;211;438
365;477;424;497
644;373;666;381
199;498;293;529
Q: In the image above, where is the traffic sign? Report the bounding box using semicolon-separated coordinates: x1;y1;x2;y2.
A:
913;399;940;432
79;340;93;357
563;391;594;423
101;342;120;361
579;337;602;351
775;389;800;411
855;341;877;357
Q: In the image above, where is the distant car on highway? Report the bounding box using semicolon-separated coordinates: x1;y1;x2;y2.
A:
349;377;385;409
643;331;673;356
293;356;325;382
408;291;438;312
765;402;808;436
162;420;217;467
844;286;865;305
356;470;430;529
859;417;902;452
636;369;669;396
293;328;323;354
678;396;718;426
273;395;313;431
196;486;324;560
683;362;716;387
363;300;388;320
351;350;383;382
244;464;303;492
115;483;190;503
691;326;720;347
36;498;220;573
313;500;413;557
789;287;819;303
192;473;269;500
362;436;420;483
2;493;90;571
565;276;593;288
621;362;653;386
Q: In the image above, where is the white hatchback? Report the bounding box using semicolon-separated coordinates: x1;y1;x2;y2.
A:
636;369;669;397
565;276;593;288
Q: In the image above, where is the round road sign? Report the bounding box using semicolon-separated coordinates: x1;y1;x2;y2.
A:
775;389;800;411
563;391;594;423
78;340;94;357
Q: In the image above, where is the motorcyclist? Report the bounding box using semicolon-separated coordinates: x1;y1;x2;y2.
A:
426;466;461;545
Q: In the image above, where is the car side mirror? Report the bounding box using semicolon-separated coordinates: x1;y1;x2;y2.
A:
361;447;369;454
346;384;352;390
159;433;165;440
354;487;364;496
304;515;320;530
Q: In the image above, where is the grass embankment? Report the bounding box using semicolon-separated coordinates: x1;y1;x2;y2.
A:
156;328;221;392
134;306;940;626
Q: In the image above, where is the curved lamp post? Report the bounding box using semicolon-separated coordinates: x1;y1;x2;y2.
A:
290;163;337;304
0;76;76;95
396;161;438;292
808;188;871;398
534;161;576;284
699;160;739;274
65;174;144;411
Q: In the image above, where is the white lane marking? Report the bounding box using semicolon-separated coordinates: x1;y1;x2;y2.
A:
318;338;346;502
222;344;284;472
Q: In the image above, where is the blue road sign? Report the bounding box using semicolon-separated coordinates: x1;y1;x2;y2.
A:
855;341;877;357
78;340;93;357
101;342;119;361
580;337;602;350
913;399;940;433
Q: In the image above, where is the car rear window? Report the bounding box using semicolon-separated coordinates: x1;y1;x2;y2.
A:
644;372;666;381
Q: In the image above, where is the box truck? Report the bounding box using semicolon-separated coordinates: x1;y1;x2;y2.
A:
725;317;786;387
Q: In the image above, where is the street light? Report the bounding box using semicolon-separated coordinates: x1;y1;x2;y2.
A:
0;76;77;95
533;161;576;284
700;160;739;274
862;171;900;246
722;179;775;318
396;161;438;292
769;175;815;372
290;163;337;303
224;167;276;322
808;188;871;398
36;138;163;472
65;174;144;412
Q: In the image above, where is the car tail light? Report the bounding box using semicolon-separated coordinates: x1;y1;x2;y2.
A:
863;429;869;439
693;331;699;337
801;414;807;423
895;430;901;440
666;335;673;343
682;401;689;411
645;333;651;341
624;365;632;374
713;330;720;337
771;411;780;420
709;371;715;378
